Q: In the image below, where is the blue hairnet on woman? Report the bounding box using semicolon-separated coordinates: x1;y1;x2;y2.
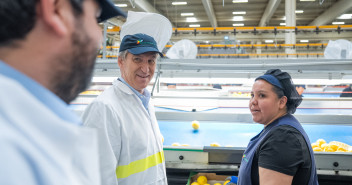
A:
237;69;319;185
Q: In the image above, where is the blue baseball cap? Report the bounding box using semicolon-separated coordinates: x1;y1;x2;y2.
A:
97;0;127;23
119;33;163;57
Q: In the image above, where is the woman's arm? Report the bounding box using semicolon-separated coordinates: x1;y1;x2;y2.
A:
259;167;293;185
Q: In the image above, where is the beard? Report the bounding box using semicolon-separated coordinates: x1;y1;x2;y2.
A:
52;23;99;104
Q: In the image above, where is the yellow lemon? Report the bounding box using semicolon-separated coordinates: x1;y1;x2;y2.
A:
320;143;328;150
224;180;230;185
330;141;350;151
171;142;180;146
311;143;319;148
214;183;222;185
210;142;220;147
313;147;322;152
192;120;200;130
328;144;338;151
197;176;207;185
316;139;326;147
191;182;200;185
204;184;210;185
337;147;347;152
324;147;335;152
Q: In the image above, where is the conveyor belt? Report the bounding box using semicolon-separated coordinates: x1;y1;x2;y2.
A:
155;106;352;115
159;121;352;147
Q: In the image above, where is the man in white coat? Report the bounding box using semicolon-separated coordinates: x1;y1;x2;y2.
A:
0;0;125;184
82;33;168;185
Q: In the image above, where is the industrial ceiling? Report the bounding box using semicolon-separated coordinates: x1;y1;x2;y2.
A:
105;0;352;46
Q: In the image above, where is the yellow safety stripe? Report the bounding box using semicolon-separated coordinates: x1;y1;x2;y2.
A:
116;151;165;179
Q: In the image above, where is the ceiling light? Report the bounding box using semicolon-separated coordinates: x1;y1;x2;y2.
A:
280;23;286;26
295;10;304;13
300;40;309;43
115;4;127;7
232;0;248;3
233;16;244;21
181;13;194;16
233;11;246;15
332;22;345;25
338;14;352;19
233;23;244;26
172;2;187;5
108;26;113;29
189;24;200;27
186;17;198;22
265;40;274;43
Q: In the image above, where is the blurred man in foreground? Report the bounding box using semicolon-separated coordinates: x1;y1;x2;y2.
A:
0;0;125;184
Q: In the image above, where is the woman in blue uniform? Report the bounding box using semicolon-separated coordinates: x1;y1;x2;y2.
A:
237;69;319;185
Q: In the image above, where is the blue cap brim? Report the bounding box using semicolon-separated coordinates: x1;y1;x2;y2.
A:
128;47;164;57
98;0;127;23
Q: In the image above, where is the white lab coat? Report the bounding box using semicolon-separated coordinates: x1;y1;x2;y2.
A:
82;80;167;185
0;74;100;185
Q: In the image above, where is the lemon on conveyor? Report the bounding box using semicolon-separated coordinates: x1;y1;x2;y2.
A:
337;147;347;152
192;120;200;130
316;139;326;147
320;143;328;150
214;183;222;185
197;175;207;185
224;180;231;185
210;142;220;147
191;182;200;185
324;147;335;152
311;143;319;149
329;141;350;151
171;142;180;146
313;147;323;152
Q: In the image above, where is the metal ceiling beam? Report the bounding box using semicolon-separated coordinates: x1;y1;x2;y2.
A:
201;0;218;28
133;0;161;14
309;0;352;26
259;0;282;26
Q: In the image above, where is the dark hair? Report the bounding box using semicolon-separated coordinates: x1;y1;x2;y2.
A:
259;69;302;114
0;0;84;47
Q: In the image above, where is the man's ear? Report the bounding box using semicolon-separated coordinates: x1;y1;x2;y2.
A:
37;0;69;37
118;57;123;68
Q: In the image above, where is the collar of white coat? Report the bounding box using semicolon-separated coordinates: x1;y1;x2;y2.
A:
113;79;151;98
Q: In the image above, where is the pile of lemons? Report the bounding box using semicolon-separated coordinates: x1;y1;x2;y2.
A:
190;176;231;185
311;139;352;152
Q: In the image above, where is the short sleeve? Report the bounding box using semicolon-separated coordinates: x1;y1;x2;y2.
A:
257;125;305;176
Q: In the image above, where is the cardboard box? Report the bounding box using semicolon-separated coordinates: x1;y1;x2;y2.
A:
187;172;230;185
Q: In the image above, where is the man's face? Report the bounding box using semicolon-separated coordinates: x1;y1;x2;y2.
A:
53;0;102;103
118;52;157;93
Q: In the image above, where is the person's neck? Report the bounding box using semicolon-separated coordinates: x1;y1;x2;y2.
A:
264;111;287;127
